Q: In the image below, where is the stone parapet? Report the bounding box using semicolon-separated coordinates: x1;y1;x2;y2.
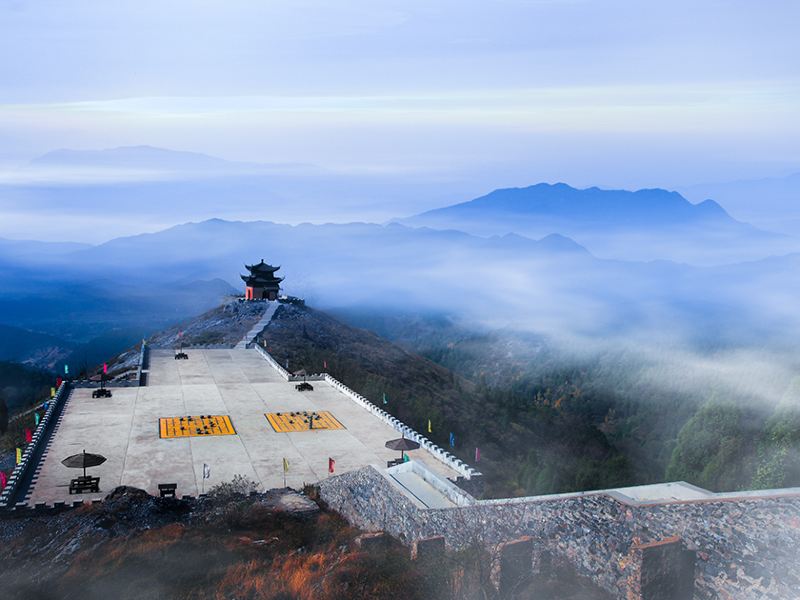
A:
319;465;800;600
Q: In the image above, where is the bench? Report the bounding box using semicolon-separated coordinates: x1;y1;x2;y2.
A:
174;352;189;360
386;458;405;468
158;483;178;498
92;388;113;398
295;382;314;391
69;476;100;494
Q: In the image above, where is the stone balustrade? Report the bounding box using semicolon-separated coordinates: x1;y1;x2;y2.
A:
1;382;70;509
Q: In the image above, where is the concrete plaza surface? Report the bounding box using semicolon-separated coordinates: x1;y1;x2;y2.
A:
27;349;459;503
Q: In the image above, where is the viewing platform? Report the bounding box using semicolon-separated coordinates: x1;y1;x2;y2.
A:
25;348;461;504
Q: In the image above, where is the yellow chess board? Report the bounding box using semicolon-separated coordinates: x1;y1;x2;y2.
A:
266;411;344;433
159;415;236;439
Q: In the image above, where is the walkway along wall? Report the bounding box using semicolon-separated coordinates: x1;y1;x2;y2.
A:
319;465;800;600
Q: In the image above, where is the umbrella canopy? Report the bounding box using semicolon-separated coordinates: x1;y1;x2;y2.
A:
62;450;107;478
385;437;421;452
385;436;420;461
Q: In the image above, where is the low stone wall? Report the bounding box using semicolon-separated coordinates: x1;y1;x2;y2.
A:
0;383;70;509
254;343;292;379
137;341;148;386
322;374;480;480
73;380;140;389
319;465;800;600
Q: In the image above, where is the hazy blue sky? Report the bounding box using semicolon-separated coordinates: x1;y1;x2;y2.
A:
1;0;798;189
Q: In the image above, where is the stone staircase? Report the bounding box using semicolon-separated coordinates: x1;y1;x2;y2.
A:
235;301;279;349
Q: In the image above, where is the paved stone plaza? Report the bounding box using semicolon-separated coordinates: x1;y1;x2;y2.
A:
27;349;459;503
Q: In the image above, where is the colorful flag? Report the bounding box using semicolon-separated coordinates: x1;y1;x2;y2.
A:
328;457;335;474
56;376;62;388
50;387;55;398
283;457;289;473
427;419;432;434
0;471;7;490
323;360;328;370
16;448;22;464
383;392;388;405
25;429;32;444
475;447;481;463
285;359;289;369
103;363;108;375
64;364;69;375
203;463;211;479
34;412;40;426
449;432;455;448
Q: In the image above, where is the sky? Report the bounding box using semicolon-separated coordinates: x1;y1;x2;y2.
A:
0;0;799;234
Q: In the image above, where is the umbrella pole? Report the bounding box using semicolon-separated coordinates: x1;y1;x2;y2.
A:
83;450;87;478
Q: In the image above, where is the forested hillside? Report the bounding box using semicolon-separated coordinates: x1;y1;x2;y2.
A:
261;305;631;498
265;304;800;496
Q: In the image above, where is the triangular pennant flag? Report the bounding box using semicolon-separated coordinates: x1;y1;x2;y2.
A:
50;387;55;398
383;392;388;405
475;447;481;463
283;457;289;473
449;432;455;448
34;412;41;426
0;471;7;490
427;419;432;434
103;363;108;375
203;463;211;479
16;448;22;464
64;364;69;375
323;360;328;370
328;457;335;474
25;429;32;444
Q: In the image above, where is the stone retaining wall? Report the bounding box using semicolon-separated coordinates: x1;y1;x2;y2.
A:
319;465;800;600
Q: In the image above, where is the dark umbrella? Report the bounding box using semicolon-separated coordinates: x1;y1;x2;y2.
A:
385;436;420;461
61;450;107;478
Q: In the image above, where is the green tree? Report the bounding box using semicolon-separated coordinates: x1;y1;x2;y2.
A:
666;393;758;491
752;378;800;489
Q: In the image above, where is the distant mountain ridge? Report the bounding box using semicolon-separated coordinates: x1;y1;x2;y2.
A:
401;182;793;264
408;182;742;229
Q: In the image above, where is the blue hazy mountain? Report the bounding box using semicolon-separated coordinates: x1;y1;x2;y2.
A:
2;217;800;350
50;219;800;346
401;183;794;264
681;172;800;237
